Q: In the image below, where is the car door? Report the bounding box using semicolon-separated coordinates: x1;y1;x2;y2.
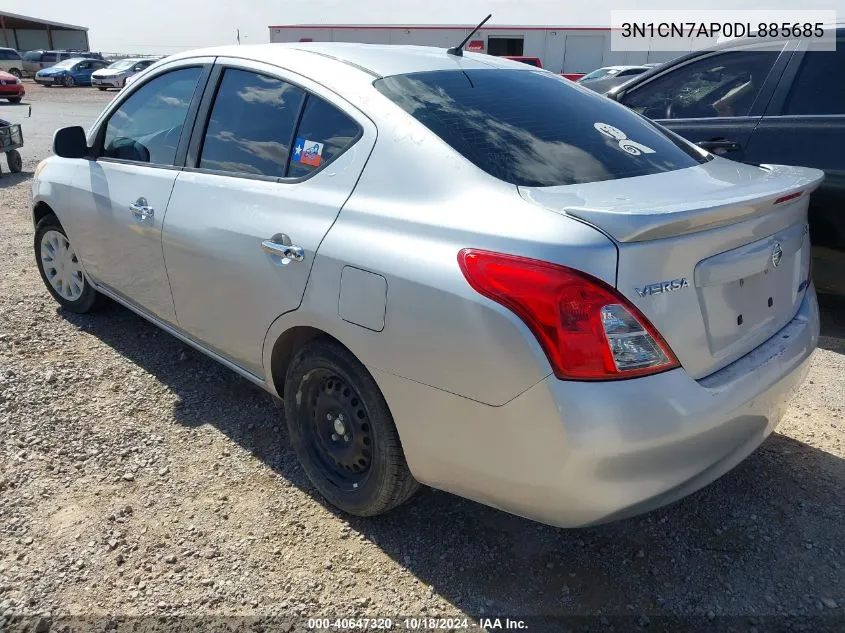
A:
67;60;212;324
71;60;92;84
617;44;793;160
743;36;845;294
162;59;376;377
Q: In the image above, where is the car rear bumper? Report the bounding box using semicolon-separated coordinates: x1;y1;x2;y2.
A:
376;285;819;527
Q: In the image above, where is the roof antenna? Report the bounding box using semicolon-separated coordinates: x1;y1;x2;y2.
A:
447;14;492;57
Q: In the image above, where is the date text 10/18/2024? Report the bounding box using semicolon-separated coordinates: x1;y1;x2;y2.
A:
306;618;529;630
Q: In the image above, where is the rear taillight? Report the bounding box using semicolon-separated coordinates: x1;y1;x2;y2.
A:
458;249;680;381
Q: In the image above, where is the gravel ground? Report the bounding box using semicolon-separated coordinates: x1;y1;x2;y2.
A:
1;83;844;632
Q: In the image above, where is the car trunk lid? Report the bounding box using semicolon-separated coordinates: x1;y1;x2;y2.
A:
520;161;823;379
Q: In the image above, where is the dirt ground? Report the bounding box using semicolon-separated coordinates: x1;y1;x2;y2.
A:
1;80;844;633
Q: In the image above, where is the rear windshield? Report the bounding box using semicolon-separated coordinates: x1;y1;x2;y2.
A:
373;69;708;188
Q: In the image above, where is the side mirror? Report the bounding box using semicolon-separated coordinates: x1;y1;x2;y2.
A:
53;126;88;159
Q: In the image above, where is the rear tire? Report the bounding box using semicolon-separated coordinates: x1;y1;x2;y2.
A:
97;87;107;91
34;214;105;314
284;339;419;517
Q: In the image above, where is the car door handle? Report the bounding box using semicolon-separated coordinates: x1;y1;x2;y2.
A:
261;239;305;263
697;139;741;153
129;198;155;221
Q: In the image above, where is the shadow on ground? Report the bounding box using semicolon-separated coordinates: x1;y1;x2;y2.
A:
60;297;845;620
0;170;31;188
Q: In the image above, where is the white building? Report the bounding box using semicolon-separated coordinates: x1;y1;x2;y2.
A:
268;24;689;75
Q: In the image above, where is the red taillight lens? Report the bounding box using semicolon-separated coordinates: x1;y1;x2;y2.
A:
458;249;680;381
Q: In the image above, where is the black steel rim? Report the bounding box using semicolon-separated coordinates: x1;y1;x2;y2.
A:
300;369;373;490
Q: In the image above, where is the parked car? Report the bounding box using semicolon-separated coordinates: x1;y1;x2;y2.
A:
0;70;25;103
608;27;845;295
0;47;24;78
33;43;820;528
577;65;651;93
22;50;104;77
503;55;543;68
35;58;110;87
91;58;158;90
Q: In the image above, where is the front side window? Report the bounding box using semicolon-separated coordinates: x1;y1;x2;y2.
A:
374;69;707;188
622;50;779;119
102;66;202;165
287;96;361;178
199;69;306;177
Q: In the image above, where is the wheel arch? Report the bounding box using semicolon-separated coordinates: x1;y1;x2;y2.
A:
267;322;356;400
33;200;56;229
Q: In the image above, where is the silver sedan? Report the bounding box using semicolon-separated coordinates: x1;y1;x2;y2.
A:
32;43;822;527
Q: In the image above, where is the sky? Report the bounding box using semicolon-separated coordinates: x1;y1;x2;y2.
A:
3;0;842;54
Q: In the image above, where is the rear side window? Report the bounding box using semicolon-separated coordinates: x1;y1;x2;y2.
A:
23;51;42;62
288;96;361;178
199;69;306;177
783;45;845;115
42;53;57;63
374;69;707;188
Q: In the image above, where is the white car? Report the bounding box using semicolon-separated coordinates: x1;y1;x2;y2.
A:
91;58;157;90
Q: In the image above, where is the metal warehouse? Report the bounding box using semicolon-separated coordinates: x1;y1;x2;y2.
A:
269;24;689;74
0;10;89;51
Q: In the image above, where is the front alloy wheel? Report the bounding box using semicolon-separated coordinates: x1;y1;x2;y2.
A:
63;75;74;87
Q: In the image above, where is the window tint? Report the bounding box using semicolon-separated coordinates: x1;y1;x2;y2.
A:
23;51;42;62
622;50;779;119
199;69;305;177
374;69;706;188
103;67;202;165
783;45;845;115
42;53;57;63
288;96;361;178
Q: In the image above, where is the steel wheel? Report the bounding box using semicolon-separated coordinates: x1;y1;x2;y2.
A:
303;370;373;489
40;229;84;302
284;339;419;516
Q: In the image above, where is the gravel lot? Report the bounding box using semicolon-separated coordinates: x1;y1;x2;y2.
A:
1;82;844;632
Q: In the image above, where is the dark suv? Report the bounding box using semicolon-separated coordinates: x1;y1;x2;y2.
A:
609;29;845;295
22;50;104;77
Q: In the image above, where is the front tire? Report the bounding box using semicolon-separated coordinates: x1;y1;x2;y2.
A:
284;339;419;517
8;68;21;78
63;75;75;88
7;97;22;104
34;214;104;313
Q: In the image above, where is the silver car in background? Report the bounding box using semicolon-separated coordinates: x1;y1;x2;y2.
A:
32;43;821;528
91;57;158;90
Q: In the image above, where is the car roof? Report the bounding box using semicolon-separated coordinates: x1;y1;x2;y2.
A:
168;42;536;79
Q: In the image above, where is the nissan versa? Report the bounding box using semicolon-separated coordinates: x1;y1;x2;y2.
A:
31;43;821;527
